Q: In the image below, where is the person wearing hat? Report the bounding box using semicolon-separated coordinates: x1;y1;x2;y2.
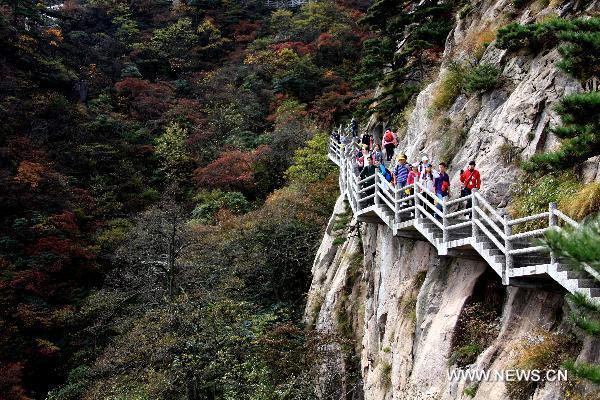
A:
361;132;373;150
418;155;430;176
420;162;438;205
392;153;409;189
460;160;481;217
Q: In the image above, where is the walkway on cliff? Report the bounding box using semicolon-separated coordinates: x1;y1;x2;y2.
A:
328;138;600;300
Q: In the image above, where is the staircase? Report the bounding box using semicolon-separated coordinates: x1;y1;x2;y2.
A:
328;137;600;301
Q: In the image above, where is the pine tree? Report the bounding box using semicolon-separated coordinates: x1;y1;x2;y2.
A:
523;92;600;172
354;0;457;117
497;17;600;172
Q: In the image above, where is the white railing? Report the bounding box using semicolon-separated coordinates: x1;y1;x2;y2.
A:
328;137;598;297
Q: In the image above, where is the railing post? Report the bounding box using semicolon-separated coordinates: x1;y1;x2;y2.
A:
374;172;380;208
549;202;558;265
394;186;400;225
413;182;420;220
503;214;512;285
442;198;448;244
471;188;478;239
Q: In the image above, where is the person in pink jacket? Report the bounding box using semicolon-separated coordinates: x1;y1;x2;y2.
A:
382;129;398;162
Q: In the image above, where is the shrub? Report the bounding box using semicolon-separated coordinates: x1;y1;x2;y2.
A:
430;62;465;112
380;361;392;391
506;329;581;400
567;292;600;313
562;360;600;384
449;300;501;368
558;183;600;221
332;237;346;246
499;141;521;166
192;190;250;224
463;64;502;93
510;172;581;231
285;133;337;185
496;17;600;81
459;3;474;19
569;313;600;336
464;383;479;397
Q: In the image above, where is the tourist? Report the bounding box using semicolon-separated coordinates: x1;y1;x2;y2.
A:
372;144;384;165
418;155;430;176
460;160;481;218
375;158;392;182
361;132;373;150
406;163;419;208
420;163;437;208
382;129;398;162
360;156;376;205
392;154;409;188
434;162;450;217
351;117;358;138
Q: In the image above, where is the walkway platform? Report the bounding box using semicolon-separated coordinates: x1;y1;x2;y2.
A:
328;139;600;300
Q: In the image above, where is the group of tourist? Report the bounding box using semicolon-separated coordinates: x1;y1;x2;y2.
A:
337;128;481;216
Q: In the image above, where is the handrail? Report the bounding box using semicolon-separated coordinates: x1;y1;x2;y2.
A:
474;192;505;225
474;206;506;241
509;245;548;255
508;212;549;226
446;195;472;207
446;220;472;231
508;227;549;241
417;204;444;230
326;137;599;297
357;173;375;185
379;190;395;211
415;192;444;218
357;183;376;194
553;209;578;228
474;219;506;253
446;207;472;219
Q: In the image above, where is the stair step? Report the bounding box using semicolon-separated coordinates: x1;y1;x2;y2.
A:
590;288;600;298
578;279;598;289
568;270;586;279
493;255;505;263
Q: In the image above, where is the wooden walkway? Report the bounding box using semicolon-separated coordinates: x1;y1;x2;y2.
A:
329;138;600;300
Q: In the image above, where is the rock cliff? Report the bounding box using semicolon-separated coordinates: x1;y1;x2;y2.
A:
305;1;600;399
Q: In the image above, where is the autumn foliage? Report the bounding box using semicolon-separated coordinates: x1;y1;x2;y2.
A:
194;145;272;194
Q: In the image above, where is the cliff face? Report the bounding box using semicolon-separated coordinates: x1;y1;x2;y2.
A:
306;197;599;399
305;1;600;399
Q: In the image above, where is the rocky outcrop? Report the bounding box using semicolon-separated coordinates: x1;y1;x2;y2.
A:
306;197;599;399
306;1;600;399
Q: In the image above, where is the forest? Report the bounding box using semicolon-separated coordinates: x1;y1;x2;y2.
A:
0;0;378;398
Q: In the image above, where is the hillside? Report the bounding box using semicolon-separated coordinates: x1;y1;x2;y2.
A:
1;0;600;399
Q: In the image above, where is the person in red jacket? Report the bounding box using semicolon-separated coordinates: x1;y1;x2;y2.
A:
382;129;398;162
460;160;481;218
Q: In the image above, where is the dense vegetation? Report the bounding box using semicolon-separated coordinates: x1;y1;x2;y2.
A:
0;0;375;398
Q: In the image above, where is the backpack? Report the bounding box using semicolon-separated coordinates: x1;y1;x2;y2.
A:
380;165;392;182
442;180;450;195
384;131;394;142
